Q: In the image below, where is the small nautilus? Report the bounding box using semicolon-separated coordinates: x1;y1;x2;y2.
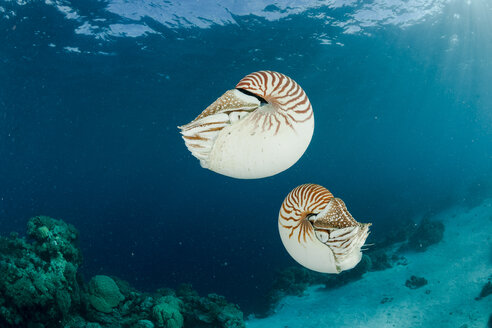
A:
179;71;314;179
279;184;371;273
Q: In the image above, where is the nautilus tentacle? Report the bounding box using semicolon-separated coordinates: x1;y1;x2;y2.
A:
279;184;371;274
179;71;314;179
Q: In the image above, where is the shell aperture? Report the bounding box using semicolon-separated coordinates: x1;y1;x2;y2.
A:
278;184;371;274
179;71;314;179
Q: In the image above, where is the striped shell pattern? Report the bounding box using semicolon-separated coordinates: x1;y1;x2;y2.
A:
279;184;371;273
235;71;313;131
179;71;314;179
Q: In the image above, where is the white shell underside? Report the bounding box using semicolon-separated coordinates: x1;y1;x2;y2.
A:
208;108;313;179
181;92;314;179
278;221;368;274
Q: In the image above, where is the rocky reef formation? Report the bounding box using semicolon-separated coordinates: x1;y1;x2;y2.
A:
405;218;445;252
87;275;125;314
176;284;244;328
0;216;245;328
475;276;492;301
0;216;82;326
265;255;373;308
405;275;428;289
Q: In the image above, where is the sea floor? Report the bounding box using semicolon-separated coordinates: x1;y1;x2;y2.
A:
247;199;492;328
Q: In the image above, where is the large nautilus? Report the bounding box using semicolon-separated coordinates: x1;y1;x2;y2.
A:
179;71;314;179
279;184;371;273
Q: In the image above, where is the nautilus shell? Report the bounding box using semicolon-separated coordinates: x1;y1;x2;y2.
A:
279;184;371;274
179;71;314;179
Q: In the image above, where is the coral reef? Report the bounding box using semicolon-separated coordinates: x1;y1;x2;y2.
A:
88;275;125;313
475;276;492;300
406;218;445;252
27;215;82;265
0;216;246;328
152;295;183;328
366;249;392;271
405;275;428;289
0;215;82;326
177;284;245;328
266;255;372;310
135;320;155;328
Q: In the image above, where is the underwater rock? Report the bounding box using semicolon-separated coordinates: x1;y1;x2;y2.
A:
380;297;393;304
178;285;245;328
0;217;246;328
88;275;125;313
83;281;246;328
27;215;82;265
268;266;312;304
84;286;156;327
134;319;155;328
0;216;82;327
405;275;428;289
406;218;444;252
377;219;417;248
176;284;199;299
63;315;97;328
488;314;492;328
152;295;183;328
87;323;103;328
266;255;372;312
475;277;492;300
366;249;392;271
265;266;327;311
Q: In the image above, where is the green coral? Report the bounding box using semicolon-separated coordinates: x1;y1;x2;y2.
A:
0;216;82;326
152;296;183;328
0;217;246;328
177;284;245;328
88;275;124;313
27;215;82;265
134;319;155;328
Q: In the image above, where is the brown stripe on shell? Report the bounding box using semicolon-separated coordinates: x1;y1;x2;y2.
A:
280;183;372;267
279;184;334;244
236;71;313;125
179;71;314;164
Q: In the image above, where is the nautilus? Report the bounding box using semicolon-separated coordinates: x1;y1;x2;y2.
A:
279;184;371;274
179;71;314;179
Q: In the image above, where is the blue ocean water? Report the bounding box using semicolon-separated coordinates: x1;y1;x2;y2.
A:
1;0;491;316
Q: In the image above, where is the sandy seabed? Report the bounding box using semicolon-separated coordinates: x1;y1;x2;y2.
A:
247;199;492;328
